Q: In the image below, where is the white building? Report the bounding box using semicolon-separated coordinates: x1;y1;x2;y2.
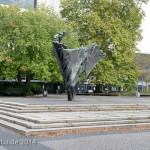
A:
135;53;150;92
38;0;60;13
0;0;60;12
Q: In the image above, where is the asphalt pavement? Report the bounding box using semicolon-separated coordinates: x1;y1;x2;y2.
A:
1;125;150;150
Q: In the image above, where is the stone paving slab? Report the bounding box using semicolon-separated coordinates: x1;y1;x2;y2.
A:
2;108;150;124
1;107;150;130
2;117;150;136
21;110;150;122
1;100;150;113
20;123;150;136
0;95;150;105
0;96;150;135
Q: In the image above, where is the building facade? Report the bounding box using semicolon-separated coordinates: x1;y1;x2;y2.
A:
0;0;36;8
37;0;60;13
135;53;150;92
0;0;60;11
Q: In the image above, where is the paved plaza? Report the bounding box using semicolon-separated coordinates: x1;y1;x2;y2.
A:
0;95;150;136
0;94;150;105
0;95;150;150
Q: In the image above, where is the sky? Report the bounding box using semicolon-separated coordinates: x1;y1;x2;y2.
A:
39;0;150;54
137;1;150;54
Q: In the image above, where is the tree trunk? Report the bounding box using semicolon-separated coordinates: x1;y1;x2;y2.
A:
17;71;22;84
95;84;100;93
95;84;103;93
26;72;33;85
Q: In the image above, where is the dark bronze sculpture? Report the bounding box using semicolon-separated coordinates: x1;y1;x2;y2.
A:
53;31;106;101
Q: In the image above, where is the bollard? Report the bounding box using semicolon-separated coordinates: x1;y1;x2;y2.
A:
43;90;47;97
136;91;140;98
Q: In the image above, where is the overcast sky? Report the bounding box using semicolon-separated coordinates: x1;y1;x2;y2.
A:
39;0;150;54
137;1;150;54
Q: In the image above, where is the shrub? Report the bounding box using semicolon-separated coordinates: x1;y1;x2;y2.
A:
119;90;136;96
0;82;42;96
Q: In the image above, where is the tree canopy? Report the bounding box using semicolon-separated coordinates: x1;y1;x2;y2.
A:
60;0;148;90
0;5;79;83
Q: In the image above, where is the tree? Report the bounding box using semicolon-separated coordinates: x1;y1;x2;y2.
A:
0;5;80;84
60;0;148;91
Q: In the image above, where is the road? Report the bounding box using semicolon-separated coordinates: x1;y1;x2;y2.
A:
1;126;150;150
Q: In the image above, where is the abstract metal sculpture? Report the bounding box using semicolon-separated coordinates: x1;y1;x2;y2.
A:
53;31;106;101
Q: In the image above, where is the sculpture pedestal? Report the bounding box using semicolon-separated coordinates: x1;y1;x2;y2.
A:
67;85;75;101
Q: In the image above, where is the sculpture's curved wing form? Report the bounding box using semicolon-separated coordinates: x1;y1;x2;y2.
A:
54;42;106;87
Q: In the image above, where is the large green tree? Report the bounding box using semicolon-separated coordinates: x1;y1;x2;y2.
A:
60;0;148;91
0;5;79;83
